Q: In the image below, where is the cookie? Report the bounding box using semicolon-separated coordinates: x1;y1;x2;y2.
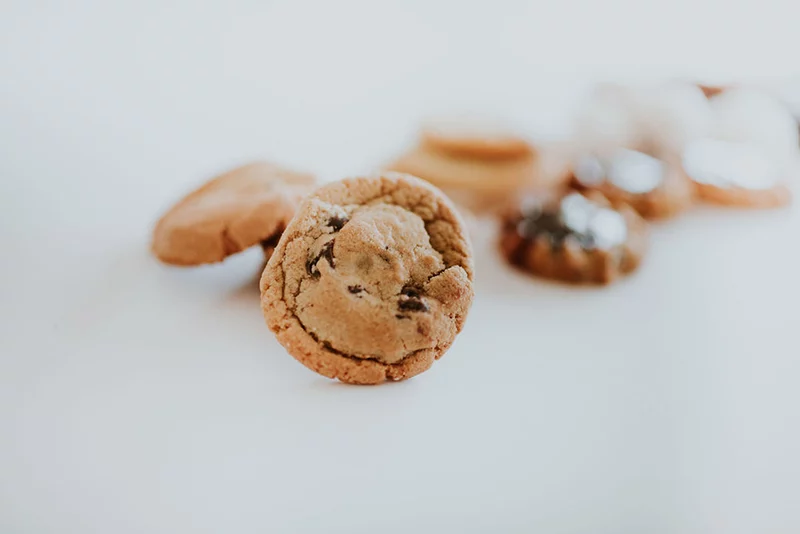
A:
679;89;798;208
682;138;792;208
420;117;533;160
499;191;648;285
152;162;315;266
573;83;644;153
387;145;539;214
707;88;799;164
570;148;694;219
260;172;474;385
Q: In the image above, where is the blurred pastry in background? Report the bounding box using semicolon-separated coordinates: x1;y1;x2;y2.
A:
152;161;315;266
683;138;791;208
572;83;644;153
387;117;566;215
420;117;534;160
569;148;694;219
569;82;705;219
640;83;714;160
681;88;797;208
499;190;648;285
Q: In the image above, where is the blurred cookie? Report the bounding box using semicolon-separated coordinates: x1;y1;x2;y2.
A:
683;138;792;208
420;117;533;159
707;88;799;165
680;88;798;208
570;148;694;219
260;172;474;385
499;191;648;285
387;144;539;214
152;162;315;266
573;83;644;153
641;83;713;159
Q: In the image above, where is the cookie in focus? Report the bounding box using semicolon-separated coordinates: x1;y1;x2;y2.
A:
152;162;315;266
260;172;474;385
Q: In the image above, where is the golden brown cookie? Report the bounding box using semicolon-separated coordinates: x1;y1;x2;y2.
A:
499;191;648;285
682;138;792;208
260;172;474;385
152;162;315;266
569;148;694;219
387;145;539;214
420;118;534;160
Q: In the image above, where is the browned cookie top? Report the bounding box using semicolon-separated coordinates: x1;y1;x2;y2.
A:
152;162;315;266
260;172;474;384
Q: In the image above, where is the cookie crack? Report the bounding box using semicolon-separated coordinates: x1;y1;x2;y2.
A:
307;329;425;365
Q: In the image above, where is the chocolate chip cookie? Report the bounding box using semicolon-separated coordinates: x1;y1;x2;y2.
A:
152;162;315;266
260;172;474;384
500;191;648;285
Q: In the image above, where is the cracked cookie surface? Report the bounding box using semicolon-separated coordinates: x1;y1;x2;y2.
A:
260;172;474;384
152;162;315;266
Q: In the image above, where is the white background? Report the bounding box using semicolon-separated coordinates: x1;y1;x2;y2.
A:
2;1;799;533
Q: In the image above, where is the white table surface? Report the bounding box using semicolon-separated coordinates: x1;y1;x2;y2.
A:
2;2;800;533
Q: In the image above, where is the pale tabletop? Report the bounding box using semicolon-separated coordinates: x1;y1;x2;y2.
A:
2;2;799;533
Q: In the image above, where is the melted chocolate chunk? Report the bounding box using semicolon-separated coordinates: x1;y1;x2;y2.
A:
517;210;572;249
399;296;429;312
306;240;336;279
400;286;421;298
513;194;626;253
348;285;364;294
327;215;349;232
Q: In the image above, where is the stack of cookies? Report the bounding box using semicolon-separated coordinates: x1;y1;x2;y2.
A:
386;117;544;215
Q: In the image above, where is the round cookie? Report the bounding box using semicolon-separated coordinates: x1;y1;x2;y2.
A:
420;117;533;159
260;172;474;385
570;148;694;219
387;145;539;215
499;191;648;285
682;138;792;208
152;162;315;266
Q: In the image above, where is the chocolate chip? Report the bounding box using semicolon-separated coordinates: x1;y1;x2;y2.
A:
395;314;410;320
400;286;421;298
327;216;348;231
348;285;364;294
399;297;429;312
306;240;335;279
518;210;571;247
